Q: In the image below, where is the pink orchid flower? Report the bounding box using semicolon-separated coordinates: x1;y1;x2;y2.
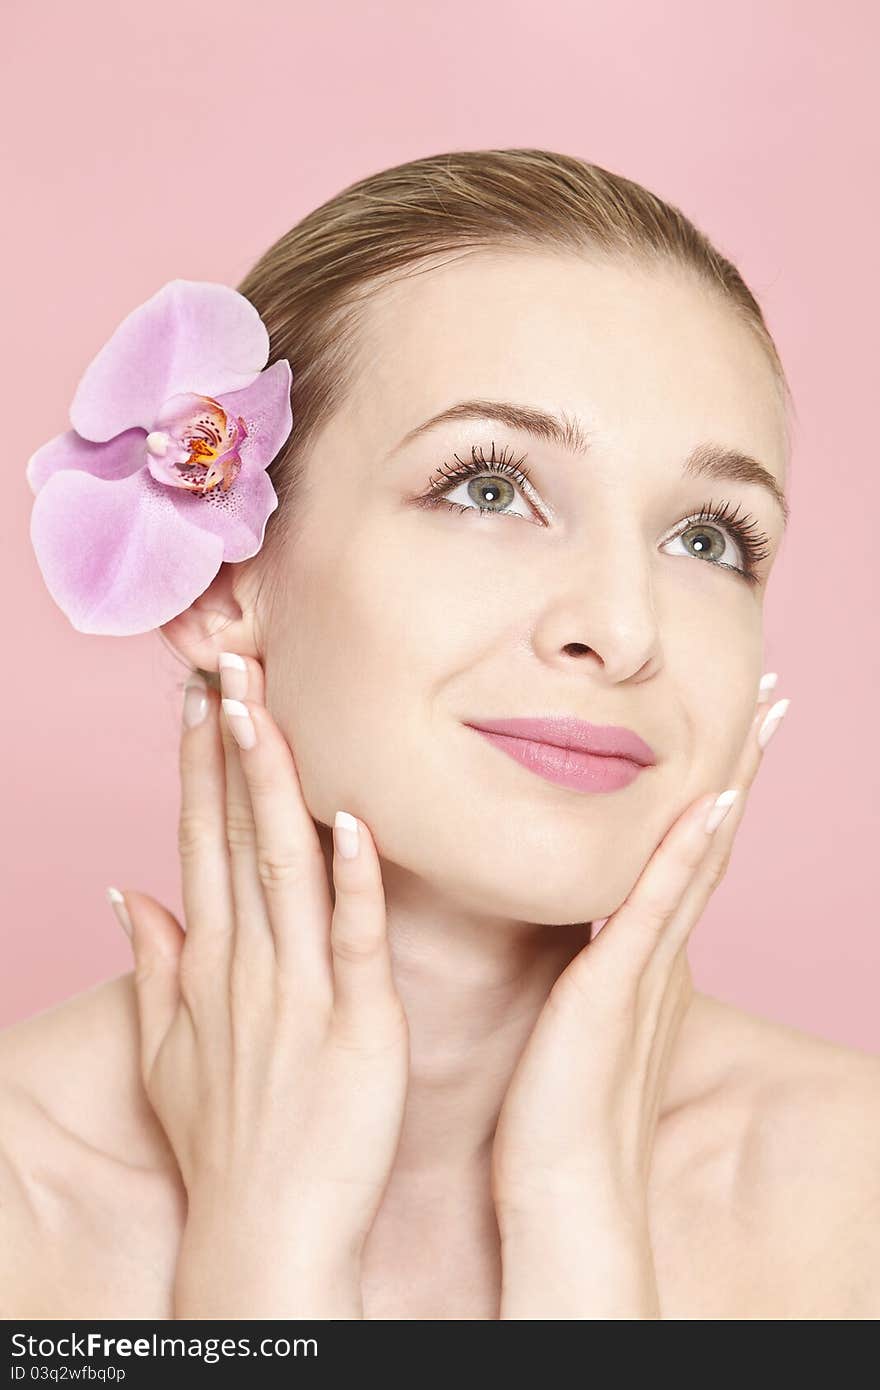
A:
26;279;293;636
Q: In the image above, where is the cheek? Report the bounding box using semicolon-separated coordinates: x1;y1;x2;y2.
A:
305;517;503;683
689;677;761;789
651;592;762;799
675;592;762;712
273;530;467;822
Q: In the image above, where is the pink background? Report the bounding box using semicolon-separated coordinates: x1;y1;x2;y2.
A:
2;2;877;1049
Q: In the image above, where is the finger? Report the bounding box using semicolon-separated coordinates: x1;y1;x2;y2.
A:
177;676;236;964
118;888;185;1078
218;654;334;996
329;812;402;1037
583;683;790;983
668;691;791;946
585;788;728;976
216;656;278;964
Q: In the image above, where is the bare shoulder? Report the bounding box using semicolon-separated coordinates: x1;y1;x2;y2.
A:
0;969;177;1166
676;992;880;1317
0;974;182;1317
692;989;880;1140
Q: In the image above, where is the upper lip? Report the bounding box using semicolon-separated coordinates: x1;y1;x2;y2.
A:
463;715;657;766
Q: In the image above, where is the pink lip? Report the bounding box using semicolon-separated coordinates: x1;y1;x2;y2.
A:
463;716;656;794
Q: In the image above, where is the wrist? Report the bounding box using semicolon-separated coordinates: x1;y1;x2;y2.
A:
496;1170;648;1244
498;1193;659;1320
175;1191;365;1319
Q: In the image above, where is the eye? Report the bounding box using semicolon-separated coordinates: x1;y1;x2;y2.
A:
660;500;772;586
664;519;738;566
439;470;532;520
414;441;542;522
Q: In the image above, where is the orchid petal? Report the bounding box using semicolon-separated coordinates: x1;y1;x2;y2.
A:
26;427;147;496
213;358;293;474
69;280;270;442
167;465;279;563
29;466;224;636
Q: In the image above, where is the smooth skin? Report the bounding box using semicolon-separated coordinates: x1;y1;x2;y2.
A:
2;250;879;1319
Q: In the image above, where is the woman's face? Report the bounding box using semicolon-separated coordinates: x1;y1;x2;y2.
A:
262;250;789;923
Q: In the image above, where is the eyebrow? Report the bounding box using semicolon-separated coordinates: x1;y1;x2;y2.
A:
391;397;789;529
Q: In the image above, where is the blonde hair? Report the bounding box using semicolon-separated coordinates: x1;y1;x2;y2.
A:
192;146;793;689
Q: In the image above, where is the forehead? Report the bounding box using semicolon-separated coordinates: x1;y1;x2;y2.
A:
343;249;788;487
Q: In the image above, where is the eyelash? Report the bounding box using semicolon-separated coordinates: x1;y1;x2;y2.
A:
414;440;772;587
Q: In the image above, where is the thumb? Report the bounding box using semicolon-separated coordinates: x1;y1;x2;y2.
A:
106;886;183;1075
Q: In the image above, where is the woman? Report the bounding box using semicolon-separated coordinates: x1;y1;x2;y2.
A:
3;149;878;1320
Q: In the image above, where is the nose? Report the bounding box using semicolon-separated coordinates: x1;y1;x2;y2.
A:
531;537;662;683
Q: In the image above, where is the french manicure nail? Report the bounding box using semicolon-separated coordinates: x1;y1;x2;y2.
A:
758;672;778;704
334;809;361;860
222;698;257;750
218;651;248;702
758;697;790;751
705;789;739;834
106;886;132;939
182;674;208;729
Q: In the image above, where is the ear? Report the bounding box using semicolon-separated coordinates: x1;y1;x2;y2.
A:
157;560;263;676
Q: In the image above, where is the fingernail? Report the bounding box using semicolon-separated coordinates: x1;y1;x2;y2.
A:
218;651;248;702
182;674;208;729
333;809;360;860
106;886;132;939
705;789;739;834
221;698;257;751
758;672;778;704
758;697;790;751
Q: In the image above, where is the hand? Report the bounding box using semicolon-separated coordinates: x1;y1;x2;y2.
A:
491;685;790;1318
114;654;410;1318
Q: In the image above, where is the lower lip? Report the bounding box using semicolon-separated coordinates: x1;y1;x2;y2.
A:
467;728;648;792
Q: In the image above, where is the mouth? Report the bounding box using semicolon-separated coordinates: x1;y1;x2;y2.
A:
462;717;656;795
462;715;657;766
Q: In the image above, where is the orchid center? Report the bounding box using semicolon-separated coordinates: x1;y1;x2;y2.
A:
144;393;249;495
